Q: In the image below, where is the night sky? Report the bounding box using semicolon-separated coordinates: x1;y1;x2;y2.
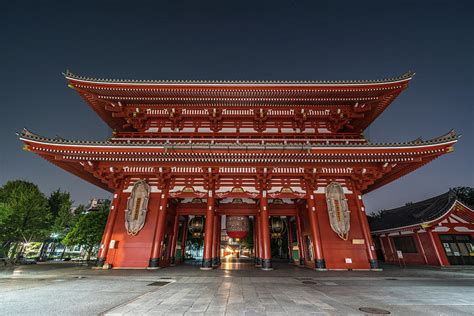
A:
1;1;473;212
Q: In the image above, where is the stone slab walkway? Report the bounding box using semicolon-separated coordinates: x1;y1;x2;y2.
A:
105;274;474;315
1;261;474;315
105;277;341;315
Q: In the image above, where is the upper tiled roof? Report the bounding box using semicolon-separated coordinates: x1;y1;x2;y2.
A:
369;191;459;232
63;70;415;86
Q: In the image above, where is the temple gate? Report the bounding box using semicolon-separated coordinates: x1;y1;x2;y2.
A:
19;71;458;270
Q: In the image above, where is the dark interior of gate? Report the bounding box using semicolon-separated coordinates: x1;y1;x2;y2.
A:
177;202;298;270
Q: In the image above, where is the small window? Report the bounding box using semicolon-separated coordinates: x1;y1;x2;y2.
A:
393;236;417;253
439;235;454;242
454;235;470;241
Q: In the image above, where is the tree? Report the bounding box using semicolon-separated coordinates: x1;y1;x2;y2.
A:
452;187;474;208
0;202;14;251
0;180;52;260
51;191;75;255
63;202;109;261
39;190;75;260
73;204;87;215
48;189;72;221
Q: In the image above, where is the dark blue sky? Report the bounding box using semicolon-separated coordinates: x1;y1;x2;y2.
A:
1;1;472;212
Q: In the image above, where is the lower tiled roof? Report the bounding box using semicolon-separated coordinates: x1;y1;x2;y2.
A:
17;128;458;149
368;191;457;232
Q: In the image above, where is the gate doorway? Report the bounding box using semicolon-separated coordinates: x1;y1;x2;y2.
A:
178;201;304;270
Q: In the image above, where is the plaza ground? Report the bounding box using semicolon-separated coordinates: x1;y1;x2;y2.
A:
0;257;473;315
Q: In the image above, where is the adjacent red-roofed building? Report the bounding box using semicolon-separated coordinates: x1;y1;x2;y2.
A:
370;191;473;266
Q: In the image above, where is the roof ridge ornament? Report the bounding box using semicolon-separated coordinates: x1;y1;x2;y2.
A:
17;128;37;138
432;129;457;141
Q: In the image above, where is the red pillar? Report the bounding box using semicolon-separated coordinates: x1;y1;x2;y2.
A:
427;228;444;266
169;214;180;265
287;217;294;261
253;216;258;264
353;189;379;269
255;214;262;267
148;188;169;269
414;229;428;264
98;189;122;267
216;216;221;265
377;234;386;258
212;215;220;266
180;216;188;263
385;235;395;263
252;216;256;257
259;192;272;270
306;193;326;270
201;193;215;270
296;212;305;265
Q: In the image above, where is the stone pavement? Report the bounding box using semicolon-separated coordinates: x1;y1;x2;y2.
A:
1;259;474;315
105;276;339;315
104;274;474;315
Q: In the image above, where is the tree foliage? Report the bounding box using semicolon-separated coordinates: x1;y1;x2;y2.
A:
49;189;71;219
0;180;52;244
63;202;109;260
0;202;14;247
452;186;474;208
0;180;113;261
48;189;75;238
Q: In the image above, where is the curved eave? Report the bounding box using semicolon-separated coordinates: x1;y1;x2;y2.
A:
371;200;472;234
362;155;439;194
36;153;113;193
19;135;457;155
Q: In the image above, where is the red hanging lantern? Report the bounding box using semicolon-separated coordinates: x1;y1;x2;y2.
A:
226;216;249;239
